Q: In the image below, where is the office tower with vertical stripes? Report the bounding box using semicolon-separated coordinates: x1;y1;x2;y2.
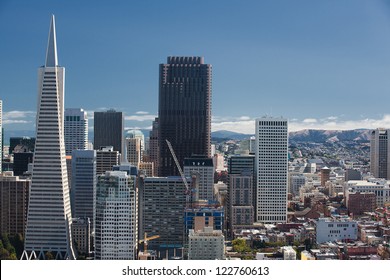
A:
23;15;75;260
370;128;390;179
255;117;288;224
64;108;88;155
158;56;212;177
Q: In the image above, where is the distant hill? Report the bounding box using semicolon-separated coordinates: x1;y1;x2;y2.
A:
289;129;371;143
3;128;371;146
211;130;253;140
211;129;372;143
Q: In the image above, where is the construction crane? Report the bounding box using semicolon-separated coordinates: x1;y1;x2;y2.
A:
139;233;160;254
165;139;191;199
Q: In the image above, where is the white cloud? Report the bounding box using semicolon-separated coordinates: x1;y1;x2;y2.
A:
125;114;157;122
3;110;35;120
125;126;152;131
135;111;149;115
3;120;32;124
303;118;317;123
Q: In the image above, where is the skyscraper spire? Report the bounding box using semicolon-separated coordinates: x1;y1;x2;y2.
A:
45;14;58;67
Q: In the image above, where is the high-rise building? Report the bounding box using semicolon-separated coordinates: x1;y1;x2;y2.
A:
370;128;390;179
64;108;88;155
13;150;33;176
255;117;288;223
0;172;30;236
158;56;212;177
228;155;255;175
93;110;124;156
96;146;120;176
71;217;91;256
23;15;75;260
228;174;254;233
148;117;159;172
71;150;96;224
184;156;214;201
0;100;2;173
227;155;255;234
126;129;145;157
139;176;187;258
138;162;154;177
125;137;141;167
94;170;137;260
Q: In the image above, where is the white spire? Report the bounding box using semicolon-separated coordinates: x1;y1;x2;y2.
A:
45;14;58;67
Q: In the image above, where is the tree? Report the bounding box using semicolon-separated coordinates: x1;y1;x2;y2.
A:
232;238;251;253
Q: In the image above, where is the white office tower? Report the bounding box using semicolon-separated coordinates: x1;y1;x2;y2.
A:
95;171;137;259
64;108;88;155
255;117;288;223
23;15;75;260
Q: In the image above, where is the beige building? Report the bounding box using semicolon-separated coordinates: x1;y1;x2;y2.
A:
188;227;225;260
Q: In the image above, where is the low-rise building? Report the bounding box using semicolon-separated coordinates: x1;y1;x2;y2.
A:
316;217;358;244
188;227;225;260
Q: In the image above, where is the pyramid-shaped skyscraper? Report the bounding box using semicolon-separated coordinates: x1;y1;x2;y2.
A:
23;15;75;260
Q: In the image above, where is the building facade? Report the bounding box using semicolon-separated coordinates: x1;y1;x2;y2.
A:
94;171;138;260
370;129;390;179
184;156;214;201
139;176;187;258
71;150;96;225
125;137;141;167
0;172;30;236
64;108;88;155
316;217;358;244
96;146;120;177
347;179;390;207
255;117;288;223
23;16;75;260
228;174;254;233
158;56;212;177
188;227;225;260
94;110;124;156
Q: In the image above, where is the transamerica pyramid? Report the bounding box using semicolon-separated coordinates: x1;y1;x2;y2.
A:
22;15;75;260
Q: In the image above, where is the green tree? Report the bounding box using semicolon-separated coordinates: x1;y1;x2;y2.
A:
232;238;251;253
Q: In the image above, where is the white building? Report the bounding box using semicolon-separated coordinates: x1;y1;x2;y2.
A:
184;156;214;201
255;117;288;223
23;16;75;260
64;108;88;155
94;171;137;260
347;179;390;207
188;227;225;260
281;246;296;260
125;137;141;167
315;217;358;244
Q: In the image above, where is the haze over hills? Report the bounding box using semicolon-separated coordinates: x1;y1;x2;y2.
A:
3;128;372;145
211;129;372;142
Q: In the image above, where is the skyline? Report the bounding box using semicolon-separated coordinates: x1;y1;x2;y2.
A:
2;1;390;134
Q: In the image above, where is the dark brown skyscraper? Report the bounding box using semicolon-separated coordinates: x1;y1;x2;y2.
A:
94;110;124;156
158;56;211;177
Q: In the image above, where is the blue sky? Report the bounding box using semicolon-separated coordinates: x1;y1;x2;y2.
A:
2;0;390;134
